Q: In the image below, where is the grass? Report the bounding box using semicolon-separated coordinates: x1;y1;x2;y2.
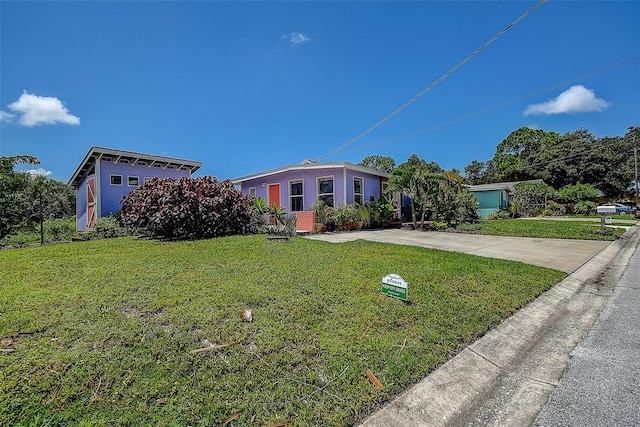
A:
470;219;627;240
0;218;77;248
0;236;566;426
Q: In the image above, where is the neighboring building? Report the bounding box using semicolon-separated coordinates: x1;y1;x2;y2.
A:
468;179;544;218
68;146;202;231
232;160;390;212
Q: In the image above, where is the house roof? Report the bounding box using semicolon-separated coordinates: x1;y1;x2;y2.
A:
231;160;390;184
467;179;544;193
67;146;203;188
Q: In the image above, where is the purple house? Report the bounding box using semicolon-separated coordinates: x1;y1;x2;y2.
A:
68;146;202;231
232;160;390;213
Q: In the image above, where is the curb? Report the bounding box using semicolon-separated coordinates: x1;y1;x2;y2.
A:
360;226;640;427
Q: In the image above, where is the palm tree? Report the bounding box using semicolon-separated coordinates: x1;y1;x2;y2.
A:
0;155;40;173
415;169;446;229
388;167;418;228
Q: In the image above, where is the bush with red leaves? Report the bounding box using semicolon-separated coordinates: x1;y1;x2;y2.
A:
120;176;253;240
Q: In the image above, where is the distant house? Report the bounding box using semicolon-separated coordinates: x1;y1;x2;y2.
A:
68;146;202;231
232;160;391;230
468;179;544;218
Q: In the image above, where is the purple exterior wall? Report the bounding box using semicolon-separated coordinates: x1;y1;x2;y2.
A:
75;159;190;231
98;159;189;216
238;166;385;213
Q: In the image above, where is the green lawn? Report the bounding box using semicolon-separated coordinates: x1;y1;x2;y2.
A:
473;219;627;240
1;236;566;426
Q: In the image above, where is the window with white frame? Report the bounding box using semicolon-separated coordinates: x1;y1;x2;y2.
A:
144;177;152;185
317;176;334;207
128;176;139;187
290;180;304;211
249;187;257;197
382;181;389;196
353;177;363;205
110;174;123;186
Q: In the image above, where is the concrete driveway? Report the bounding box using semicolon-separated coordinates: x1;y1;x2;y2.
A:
304;228;611;273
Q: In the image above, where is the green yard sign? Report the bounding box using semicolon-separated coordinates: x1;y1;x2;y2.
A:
381;274;408;301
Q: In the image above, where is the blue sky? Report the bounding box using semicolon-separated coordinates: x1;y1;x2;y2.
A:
1;1;639;182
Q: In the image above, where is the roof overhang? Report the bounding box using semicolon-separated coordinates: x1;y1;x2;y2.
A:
67;146;203;188
232;161;390;185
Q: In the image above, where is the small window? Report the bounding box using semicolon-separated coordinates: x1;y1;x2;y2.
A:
128;176;139;187
143;177;153;185
382;181;389;196
290;180;304;211
110;174;123;186
249;187;257;197
353;177;363;205
317;176;334;207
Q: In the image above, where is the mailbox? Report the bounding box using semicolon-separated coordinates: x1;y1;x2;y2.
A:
596;206;617;214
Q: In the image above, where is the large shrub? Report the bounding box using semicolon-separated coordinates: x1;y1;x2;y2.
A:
557;183;600;213
95;213;132;239
543;200;566;216
121;176;253;240
557;183;599;204
432;189;479;226
513;182;557;217
450;190;480;225
573;200;597;215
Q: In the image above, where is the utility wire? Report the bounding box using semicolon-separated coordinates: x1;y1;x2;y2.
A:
315;0;548;161
326;56;640;158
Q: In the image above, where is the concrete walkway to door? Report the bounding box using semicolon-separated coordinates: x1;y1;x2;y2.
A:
303;228;611;273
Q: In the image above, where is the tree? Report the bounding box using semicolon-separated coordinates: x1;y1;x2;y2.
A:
469;125;639;199
0;155;40;238
557;183;599;205
359;155;396;173
388;155;429;228
579;133;636;198
464;160;488;185
538;128;593;189
415;169;445;229
492;127;561;182
388;154;449;228
0;155;40;173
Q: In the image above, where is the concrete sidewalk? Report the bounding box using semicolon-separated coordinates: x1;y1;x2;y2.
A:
353;227;640;426
304;229;611;273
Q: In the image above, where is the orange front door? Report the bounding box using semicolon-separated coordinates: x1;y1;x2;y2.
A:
268;184;280;207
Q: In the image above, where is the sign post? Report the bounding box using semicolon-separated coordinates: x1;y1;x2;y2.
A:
381;274;408;301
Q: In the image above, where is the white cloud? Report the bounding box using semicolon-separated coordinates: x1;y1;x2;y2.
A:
7;91;80;127
25;168;53;177
282;32;310;46
0;111;16;123
524;85;611;116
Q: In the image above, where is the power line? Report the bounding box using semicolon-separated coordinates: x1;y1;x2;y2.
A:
315;0;548;161
328;56;640;158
